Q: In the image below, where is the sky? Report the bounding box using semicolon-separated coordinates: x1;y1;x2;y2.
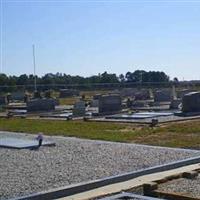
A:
1;0;200;80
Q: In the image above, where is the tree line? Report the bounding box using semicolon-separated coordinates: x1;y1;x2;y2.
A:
0;70;172;87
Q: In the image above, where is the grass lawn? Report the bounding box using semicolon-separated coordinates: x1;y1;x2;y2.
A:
58;90;111;105
59;97;78;105
0;118;200;149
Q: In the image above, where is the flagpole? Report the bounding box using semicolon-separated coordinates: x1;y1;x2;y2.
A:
32;44;37;92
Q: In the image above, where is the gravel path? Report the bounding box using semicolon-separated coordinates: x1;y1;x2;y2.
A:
158;174;200;198
0;131;199;200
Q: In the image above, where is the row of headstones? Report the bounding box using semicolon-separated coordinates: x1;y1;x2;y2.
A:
0;89;80;105
91;90;200;114
71;94;122;116
30;90;200;116
29;90;200;114
0;91;56;105
120;88;197;102
28;89;200;115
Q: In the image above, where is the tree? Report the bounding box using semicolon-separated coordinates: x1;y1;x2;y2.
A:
173;77;179;82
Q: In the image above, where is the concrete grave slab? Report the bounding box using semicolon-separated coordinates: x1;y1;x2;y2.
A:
0;137;55;149
106;112;174;120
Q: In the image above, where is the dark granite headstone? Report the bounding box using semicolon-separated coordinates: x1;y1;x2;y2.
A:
182;92;200;113
98;95;122;113
93;94;102;100
11;92;25;101
177;89;196;99
170;99;182;109
154;90;172;102
0;96;6;105
34;91;42;99
27;99;55;112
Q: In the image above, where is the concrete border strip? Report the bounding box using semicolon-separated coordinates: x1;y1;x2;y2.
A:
10;155;200;200
60;163;200;200
99;192;163;200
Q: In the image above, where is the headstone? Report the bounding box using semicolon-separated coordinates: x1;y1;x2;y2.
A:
120;88;150;100
154;89;172;102
134;90;151;100
34;91;42;99
24;93;30;103
93;94;102;100
6;94;12;104
182;92;200;113
44;90;52;98
73;101;85;116
132;101;148;107
90;99;99;107
172;85;177;100
177;89;196;99
27;99;56;112
126;98;133;108
170;99;182;109
98;95;122;113
11;91;25;101
149;89;154;99
59;89;79;98
0;96;6;105
52;98;59;106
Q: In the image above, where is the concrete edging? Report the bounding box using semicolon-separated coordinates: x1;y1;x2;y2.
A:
99;192;163;200
11;155;200;200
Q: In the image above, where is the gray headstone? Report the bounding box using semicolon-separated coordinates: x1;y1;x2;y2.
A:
134;90;151;100
93;94;102;100
27;99;56;112
0;96;6;105
154;89;172;102
177;89;196;99
11;92;25;101
170;99;182;109
182;92;200;113
73;101;85;116
98;95;122;113
91;99;99;107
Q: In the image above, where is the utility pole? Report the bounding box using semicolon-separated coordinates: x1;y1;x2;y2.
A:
32;44;37;92
0;0;3;73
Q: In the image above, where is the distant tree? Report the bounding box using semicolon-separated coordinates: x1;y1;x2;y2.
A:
173;77;179;82
0;69;171;92
119;74;125;82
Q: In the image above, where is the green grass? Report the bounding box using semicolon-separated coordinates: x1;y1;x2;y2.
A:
0;118;200;149
58;90;111;105
59;97;78;105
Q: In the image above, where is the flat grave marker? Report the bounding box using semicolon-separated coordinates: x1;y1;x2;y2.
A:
0;137;55;149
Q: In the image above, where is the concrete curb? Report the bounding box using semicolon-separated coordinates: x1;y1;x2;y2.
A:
99;192;163;200
11;155;200;200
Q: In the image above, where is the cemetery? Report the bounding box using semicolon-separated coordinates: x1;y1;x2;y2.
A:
0;86;200;200
2;2;200;198
0;86;199;122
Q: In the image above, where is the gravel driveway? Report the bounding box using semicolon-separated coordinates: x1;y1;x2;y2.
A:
0;131;199;200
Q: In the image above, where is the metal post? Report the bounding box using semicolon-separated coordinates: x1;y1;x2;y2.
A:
32;44;37;92
0;0;3;73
